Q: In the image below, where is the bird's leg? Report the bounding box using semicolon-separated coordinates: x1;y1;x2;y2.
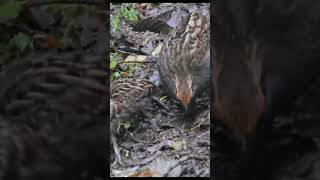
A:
151;96;171;111
151;96;176;117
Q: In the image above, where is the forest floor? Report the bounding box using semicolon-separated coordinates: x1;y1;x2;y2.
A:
109;3;210;177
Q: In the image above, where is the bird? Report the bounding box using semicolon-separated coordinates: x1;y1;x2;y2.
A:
110;78;157;120
110;78;157;165
213;0;320;151
212;0;269;150
0;52;107;180
159;12;210;112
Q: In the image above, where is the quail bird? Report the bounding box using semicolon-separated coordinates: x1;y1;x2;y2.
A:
159;12;210;112
110;78;157;164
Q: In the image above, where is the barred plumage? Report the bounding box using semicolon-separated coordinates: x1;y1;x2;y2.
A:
110;78;157;164
159;12;210;110
0;52;107;179
110;78;157;120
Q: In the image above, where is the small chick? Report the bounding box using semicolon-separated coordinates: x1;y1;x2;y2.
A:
110;78;157;164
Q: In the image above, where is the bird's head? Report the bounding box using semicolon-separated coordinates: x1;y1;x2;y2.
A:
175;74;193;109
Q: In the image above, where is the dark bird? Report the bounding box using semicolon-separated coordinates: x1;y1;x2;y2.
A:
110;78;157;164
159;12;210;112
0;52;107;180
213;0;320;149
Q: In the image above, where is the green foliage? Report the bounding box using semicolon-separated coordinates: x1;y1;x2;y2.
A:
110;53;139;80
110;59;118;70
110;53;121;70
117;121;132;134
0;32;33;62
126;63;135;77
111;14;120;33
8;32;33;53
112;71;121;80
119;4;139;23
60;34;73;49
0;2;102;62
110;53;120;70
111;3;139;34
0;0;22;21
42;4;97;49
110;53;121;80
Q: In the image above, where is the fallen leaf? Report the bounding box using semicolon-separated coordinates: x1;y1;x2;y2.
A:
125;55;147;62
151;42;163;58
160;96;167;101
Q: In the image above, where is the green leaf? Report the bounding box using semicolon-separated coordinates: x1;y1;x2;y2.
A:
117;121;131;133
111;15;120;33
110;59;118;70
160;96;167;101
123;121;131;129
60;35;73;48
0;0;22;20
128;65;135;77
8;32;32;52
112;71;121;80
120;4;138;23
110;53;121;70
152;42;163;58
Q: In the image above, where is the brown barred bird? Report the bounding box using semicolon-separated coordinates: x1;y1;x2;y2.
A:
159;12;210;113
0;52;107;180
110;78;157;164
213;0;320;152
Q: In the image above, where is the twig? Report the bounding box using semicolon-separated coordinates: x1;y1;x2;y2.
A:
111;133;124;166
127;151;163;166
163;154;209;177
118;60;155;64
